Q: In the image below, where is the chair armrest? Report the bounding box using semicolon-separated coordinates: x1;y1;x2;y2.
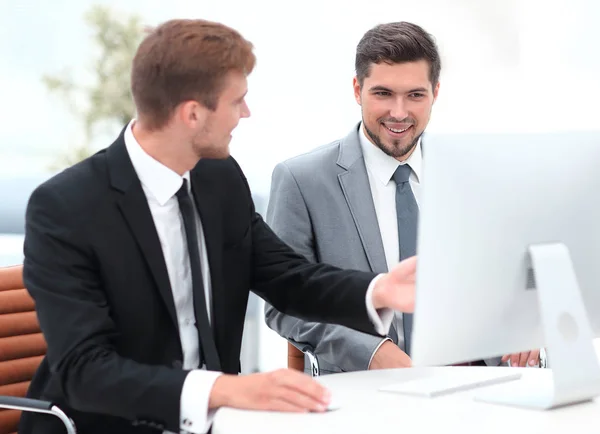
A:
0;396;53;411
301;345;320;377
0;395;77;433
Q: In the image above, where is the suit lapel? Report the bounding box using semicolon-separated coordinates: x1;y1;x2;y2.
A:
106;133;179;332
336;125;388;274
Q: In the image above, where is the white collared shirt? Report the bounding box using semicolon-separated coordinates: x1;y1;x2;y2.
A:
359;123;422;353
124;120;219;434
358;124;422;272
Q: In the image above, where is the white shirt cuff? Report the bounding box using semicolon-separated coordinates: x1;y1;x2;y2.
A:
180;369;222;434
368;337;392;369
365;274;394;335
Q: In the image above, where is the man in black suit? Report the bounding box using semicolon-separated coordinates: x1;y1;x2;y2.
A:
20;19;416;434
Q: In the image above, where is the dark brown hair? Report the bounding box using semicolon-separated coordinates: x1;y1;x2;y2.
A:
355;22;440;88
131;19;255;130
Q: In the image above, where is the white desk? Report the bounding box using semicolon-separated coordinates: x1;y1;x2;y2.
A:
214;358;600;434
213;367;600;433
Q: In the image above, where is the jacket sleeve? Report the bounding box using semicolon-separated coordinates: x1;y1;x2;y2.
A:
262;162;388;372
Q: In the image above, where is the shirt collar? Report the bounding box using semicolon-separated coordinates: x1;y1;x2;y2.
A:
124;119;190;206
358;122;422;186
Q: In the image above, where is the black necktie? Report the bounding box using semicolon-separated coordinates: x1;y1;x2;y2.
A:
176;179;221;371
392;164;419;356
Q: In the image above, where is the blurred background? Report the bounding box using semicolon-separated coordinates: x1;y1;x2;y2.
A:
1;0;599;373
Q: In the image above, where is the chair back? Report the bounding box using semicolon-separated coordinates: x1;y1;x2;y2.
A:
0;265;46;434
287;342;304;372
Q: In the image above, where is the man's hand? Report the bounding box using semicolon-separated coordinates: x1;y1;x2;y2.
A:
209;369;330;412
369;340;412;370
372;256;417;312
501;349;540;367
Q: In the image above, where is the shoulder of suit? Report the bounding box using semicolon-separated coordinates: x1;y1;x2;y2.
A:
277;139;342;174
40;149;108;192
29;149;109;217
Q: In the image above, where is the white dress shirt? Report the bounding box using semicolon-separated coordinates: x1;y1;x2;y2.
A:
124;120;392;433
359;123;422;355
125;121;220;434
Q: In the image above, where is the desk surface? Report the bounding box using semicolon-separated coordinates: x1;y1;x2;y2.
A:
213;366;600;434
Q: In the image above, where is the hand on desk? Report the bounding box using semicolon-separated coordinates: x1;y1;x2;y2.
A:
372;256;417;313
209;368;330;413
501;349;540;367
369;340;412;370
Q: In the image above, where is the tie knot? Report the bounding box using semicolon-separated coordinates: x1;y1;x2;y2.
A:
176;179;189;199
392;164;412;185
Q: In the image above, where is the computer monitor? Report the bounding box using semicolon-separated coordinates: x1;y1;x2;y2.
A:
410;130;600;409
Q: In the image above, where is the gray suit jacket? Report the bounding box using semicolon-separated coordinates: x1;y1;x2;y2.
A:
265;124;502;373
264;124;397;374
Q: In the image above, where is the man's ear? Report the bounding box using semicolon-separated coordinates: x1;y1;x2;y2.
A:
432;81;440;103
353;76;362;106
177;100;209;128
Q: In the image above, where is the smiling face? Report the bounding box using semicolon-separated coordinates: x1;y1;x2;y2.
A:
354;60;439;161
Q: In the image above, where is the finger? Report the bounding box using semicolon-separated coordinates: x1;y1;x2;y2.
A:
274;369;330;405
510;353;520;367
501;354;510;363
393;256;417;279
528;349;540;366
519;351;529;367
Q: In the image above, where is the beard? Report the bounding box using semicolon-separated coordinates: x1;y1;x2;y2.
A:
364;122;422;160
192;141;230;159
191;126;232;160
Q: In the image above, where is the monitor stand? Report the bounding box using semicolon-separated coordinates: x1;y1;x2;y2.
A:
474;242;600;409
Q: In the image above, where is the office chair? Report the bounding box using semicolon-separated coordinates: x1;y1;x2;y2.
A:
0;265;76;433
287;342;320;377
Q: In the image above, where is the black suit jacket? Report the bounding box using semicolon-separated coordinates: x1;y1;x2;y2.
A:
19;129;379;433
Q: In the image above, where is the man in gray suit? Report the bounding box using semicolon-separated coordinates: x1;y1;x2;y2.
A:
265;21;540;374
